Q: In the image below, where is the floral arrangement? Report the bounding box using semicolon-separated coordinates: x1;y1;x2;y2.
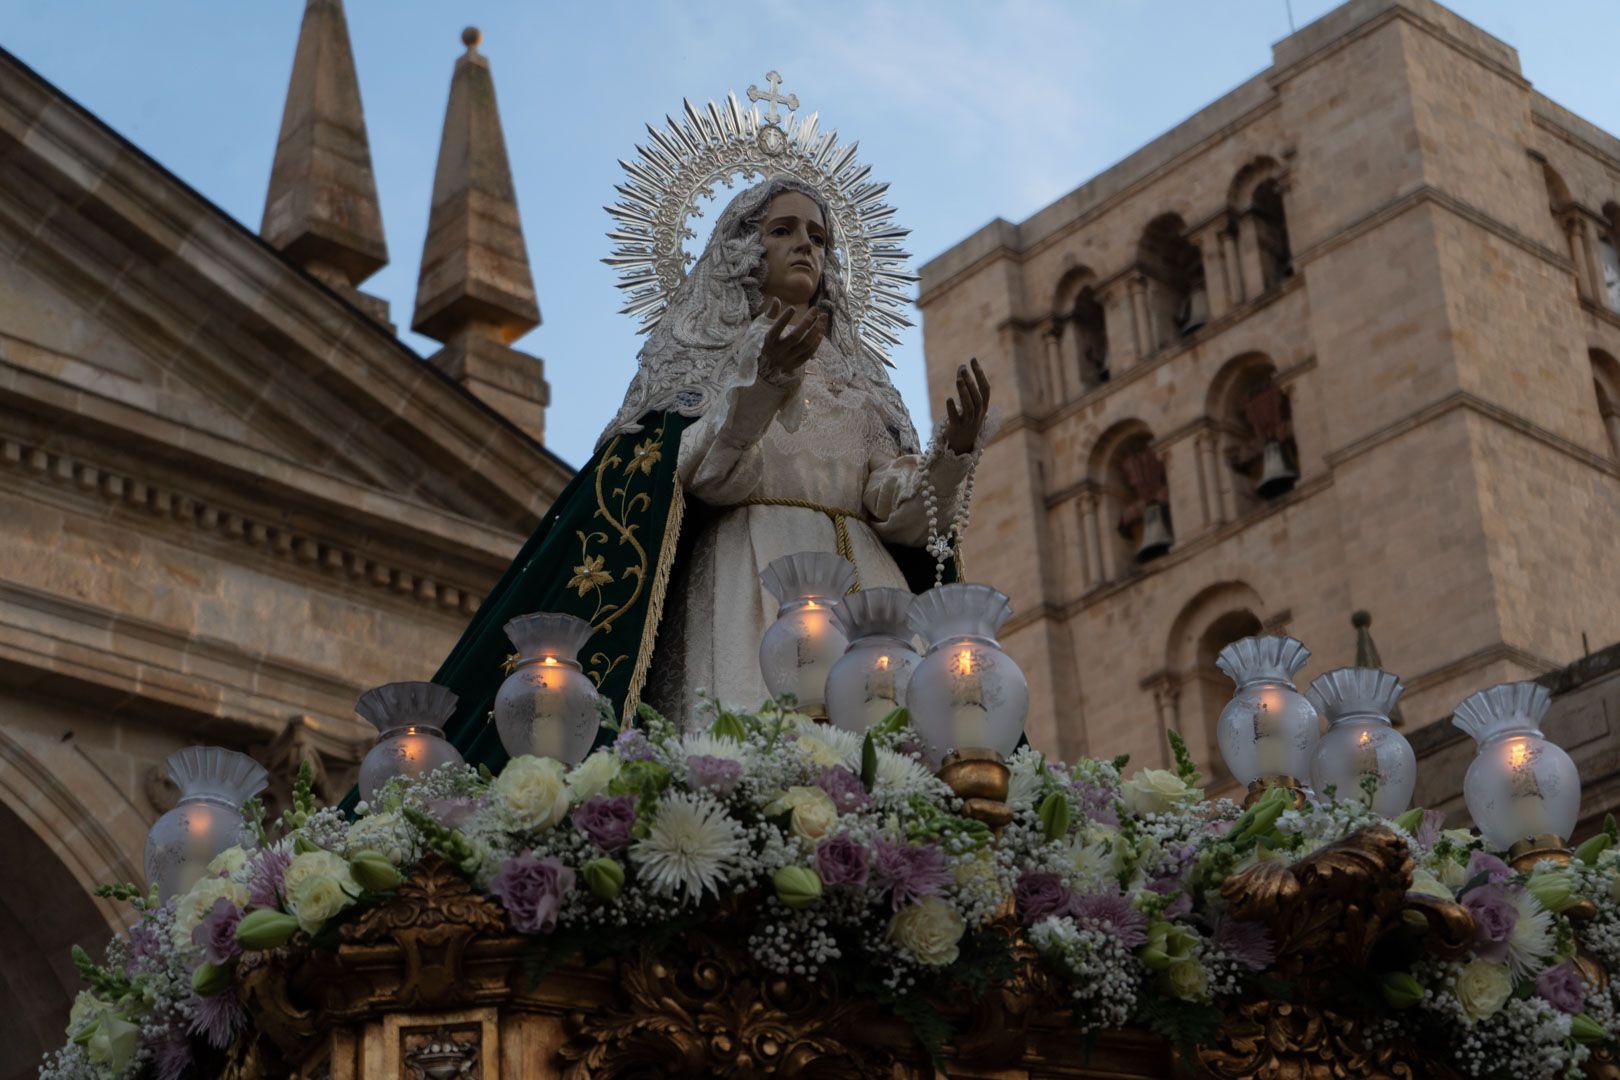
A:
41;702;1620;1080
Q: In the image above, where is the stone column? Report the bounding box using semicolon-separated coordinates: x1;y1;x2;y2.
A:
1096;492;1119;583
1146;675;1182;768
1219;229;1244;307
1603;405;1620;463
1576;215;1604;305
1102;277;1139;370
1235;211;1266;301
1194;219;1232;319
1127;273;1154;358
1194;430;1216;529
1077;490;1102;589
1043;322;1067;405
1213;437;1238;522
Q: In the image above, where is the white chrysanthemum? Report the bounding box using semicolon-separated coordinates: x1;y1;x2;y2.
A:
1006;746;1047;809
871;748;937;797
1061;837;1116;890
630;792;748;902
678;732;747;763
792;720;862;768
1505;887;1556;979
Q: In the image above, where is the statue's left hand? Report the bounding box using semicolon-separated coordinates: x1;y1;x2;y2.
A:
942;358;991;454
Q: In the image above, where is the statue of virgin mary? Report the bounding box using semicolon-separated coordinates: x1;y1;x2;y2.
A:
432;85;989;771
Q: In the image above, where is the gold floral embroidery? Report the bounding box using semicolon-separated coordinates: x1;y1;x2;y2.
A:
568;553;614;597
625;438;662;476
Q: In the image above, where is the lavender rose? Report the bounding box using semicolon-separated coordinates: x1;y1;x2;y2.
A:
1462;883;1518;963
815;833;871;887
1536;960;1587;1014
190;898;242;967
572;794;638;852
816;766;870;813
1466;850;1512;886
1014;871;1075;926
489;850;575;934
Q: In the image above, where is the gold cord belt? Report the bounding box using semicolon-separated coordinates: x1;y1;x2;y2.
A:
738;497;863;591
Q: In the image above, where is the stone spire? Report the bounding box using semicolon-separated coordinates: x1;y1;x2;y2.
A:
413;27;547;443
261;0;391;324
1352;611;1406;727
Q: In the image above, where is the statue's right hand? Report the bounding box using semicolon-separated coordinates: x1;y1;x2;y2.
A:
757;298;824;388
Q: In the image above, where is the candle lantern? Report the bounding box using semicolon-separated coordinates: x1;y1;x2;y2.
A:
144;747;268;901
758;552;857;718
494;612;602;764
1453;682;1580;853
1215;635;1319;797
905;583;1028;766
826;588;920;735
1306;667;1415;817
356;681;465;803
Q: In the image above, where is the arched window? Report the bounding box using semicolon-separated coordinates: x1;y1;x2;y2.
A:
1602;203;1620;312
1593;348;1620;462
1111;432;1172;566
1138;214;1207;348
1086;422;1172;579
1250;178;1292;290
1049;269;1111;402
1072;285;1110;390
1229;157;1293;300
1209;354;1299;514
1165;582;1268;791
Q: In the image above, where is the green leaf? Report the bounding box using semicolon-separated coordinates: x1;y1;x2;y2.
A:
873;707;910;738
860;732;878;790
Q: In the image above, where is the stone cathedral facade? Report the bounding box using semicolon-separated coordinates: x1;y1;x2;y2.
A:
919;0;1620;814
0;3;569;1071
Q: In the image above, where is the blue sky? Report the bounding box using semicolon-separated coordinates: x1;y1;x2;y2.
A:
4;1;1617;468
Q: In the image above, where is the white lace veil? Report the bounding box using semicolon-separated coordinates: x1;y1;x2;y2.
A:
597;177;920;455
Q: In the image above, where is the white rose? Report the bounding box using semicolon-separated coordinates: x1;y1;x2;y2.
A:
171;875;250;951
344;810;417;865
767;786;839;841
283;849;357;899
85;1006;139;1072
795;733;845;769
1454;958;1511;1022
888;896;966;966
1121;769;1199;816
206;845;251;879
567;750;623;803
288;874;354;934
1167;957;1210;1002
493;755;572;830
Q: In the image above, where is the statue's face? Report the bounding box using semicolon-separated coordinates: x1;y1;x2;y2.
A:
757;191;827;310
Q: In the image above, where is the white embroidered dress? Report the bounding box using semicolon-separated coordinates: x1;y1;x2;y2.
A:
645;316;969;723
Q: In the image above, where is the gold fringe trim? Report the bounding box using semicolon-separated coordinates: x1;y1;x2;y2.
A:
621;482;686;721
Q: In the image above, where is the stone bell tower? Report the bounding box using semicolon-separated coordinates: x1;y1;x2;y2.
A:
412;28;550;445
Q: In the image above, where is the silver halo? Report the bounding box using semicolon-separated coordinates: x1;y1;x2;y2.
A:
603;73;916;366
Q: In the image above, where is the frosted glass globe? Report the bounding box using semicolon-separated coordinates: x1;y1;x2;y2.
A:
826;588;920;735
1306;665;1414;816
144;747;267;901
1214;635;1319;785
758;553;857;713
356;681;465;803
494;613;602;765
905;584;1028;766
1454;682;1580;849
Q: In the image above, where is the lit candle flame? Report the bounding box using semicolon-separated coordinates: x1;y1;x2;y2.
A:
954;648;974;676
542;656;559;666
876;655;890;671
1508;740;1529;768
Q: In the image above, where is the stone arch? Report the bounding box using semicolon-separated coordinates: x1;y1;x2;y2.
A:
1090;419;1171;572
1166;581;1268;789
1602;202;1620;312
1047;267;1110;400
1593;348;1620;461
1207;352;1298;513
0;727;147;1076
1136;213;1207;348
1229;157;1292;294
1541;162;1572;215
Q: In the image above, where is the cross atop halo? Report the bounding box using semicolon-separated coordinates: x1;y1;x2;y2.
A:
746;71;799;125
